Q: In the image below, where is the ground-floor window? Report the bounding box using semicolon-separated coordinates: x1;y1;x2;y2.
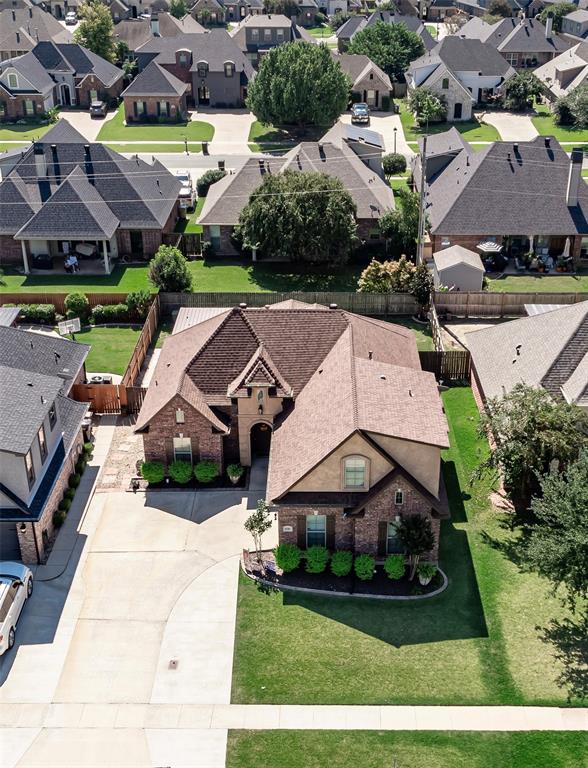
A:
173;437;192;463
209;224;221;250
306;514;326;548
90;89;98;102
24;99;34;116
387;520;403;554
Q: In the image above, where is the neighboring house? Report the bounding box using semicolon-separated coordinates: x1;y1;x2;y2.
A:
45;0;80;21
406;36;516;121
321;120;387;176
0;5;71;61
87;0;172;21
230;14;315;66
432;245;485;290
223;0;264;22
198;132;394;254
336;12;436;54
0;120;181;272
136;29;254;107
411;126;471;183
0;307;20;326
468;300;588;412
0;325;89;563
421;133;588;267
426;0;462;21
292;0;320;27
191;0;225;25
534;41;588;100
0;51;56;121
561;9;588;40
326;0;364;15
452;0;540;18
332;52;393;109
114;13;205;53
122;59;189;121
458;15;570;69
135;301;449;560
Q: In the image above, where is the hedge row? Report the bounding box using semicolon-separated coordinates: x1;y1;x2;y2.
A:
273;544;414;582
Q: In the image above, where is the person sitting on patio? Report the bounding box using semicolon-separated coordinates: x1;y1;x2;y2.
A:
65;254;79;273
543;254;555;272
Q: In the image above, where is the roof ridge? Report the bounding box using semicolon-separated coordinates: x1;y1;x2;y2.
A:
540;310;588;397
348;325;360;430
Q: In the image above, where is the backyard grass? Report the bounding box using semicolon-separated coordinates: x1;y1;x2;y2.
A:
307;23;334;38
531;102;588;143
487;273;588;292
388;316;434;351
73;325;142;375
399;101;500;144
105;143;202;154
97;104;215;143
231;386;577;706
175;197;205;234
0;120;54;141
226;731;588;768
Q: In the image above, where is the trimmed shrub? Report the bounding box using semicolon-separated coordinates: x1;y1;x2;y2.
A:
64;292;90;321
305;545;329;574
53;509;66;528
83;442;94;455
59;498;72;513
354;553;375;581
75;458;86;475
64;488;76;501
330;550;353;577
315;11;327;24
273;543;302;573
196;168;227;197
126;289;151;321
141;460;165;484
91;303;129;324
384;554;405;580
381;94;391;112
194;460;220;484
68;473;81;489
17;303;56;324
169;459;193;484
227;463;244;481
382;153;407;176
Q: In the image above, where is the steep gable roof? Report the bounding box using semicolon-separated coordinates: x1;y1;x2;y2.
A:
0;51;55;94
484;17;570;55
32;41;124;87
411;36;513;77
122;60;188;96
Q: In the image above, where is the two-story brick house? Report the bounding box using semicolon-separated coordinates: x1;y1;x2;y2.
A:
135;301;449;559
230;13;315;66
0;326;89;563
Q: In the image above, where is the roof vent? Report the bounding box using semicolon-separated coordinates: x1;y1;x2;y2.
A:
239;302;247;309
379;375;386;380
515;344;522;356
27;382;33;387
545;137;551;148
513;142;518;152
368;350;373;360
329;303;338;309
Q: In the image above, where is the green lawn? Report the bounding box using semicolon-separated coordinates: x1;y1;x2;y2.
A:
531;102;588;143
74;325;142;376
248;120;299;153
175;197;205;234
231;386;577;706
426;23;438;38
105;143;202;154
97;105;214;143
0;120;53;141
227;732;588;768
307;23;334;38
0;142;28;152
388;316;434;350
399;101;500;144
487;273;588;292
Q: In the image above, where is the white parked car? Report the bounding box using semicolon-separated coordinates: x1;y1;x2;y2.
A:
0;562;33;655
65;10;77;24
174;170;195;210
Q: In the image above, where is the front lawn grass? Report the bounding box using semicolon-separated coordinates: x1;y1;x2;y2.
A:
307;23;334;37
531;102;588;143
231;386;576;706
226;731;588;768
0;120;54;141
74;325;142;375
399;100;500;143
105;143;202;154
0;142;28;152
248;120;299;153
487;272;588;292
97;104;214;143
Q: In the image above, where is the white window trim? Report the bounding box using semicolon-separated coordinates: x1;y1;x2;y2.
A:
173;436;192;463
394;489;404;505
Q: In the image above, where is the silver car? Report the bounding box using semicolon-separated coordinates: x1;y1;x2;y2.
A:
0;562;33;655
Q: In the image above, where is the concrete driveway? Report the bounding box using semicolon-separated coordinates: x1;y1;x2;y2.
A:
57;110;106;142
338;111;414;156
191;108;256;154
480;111;538;142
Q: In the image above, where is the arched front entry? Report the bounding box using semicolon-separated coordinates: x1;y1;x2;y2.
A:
60;83;72;106
250;422;272;458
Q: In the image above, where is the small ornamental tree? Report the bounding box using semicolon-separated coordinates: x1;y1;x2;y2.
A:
504;72;542;111
378;187;421;257
245;499;273;562
397;515;435;579
169;0;188;18
148;245;192;292
408;87;447;126
74;0;116;62
382;153;407;177
246;42;349;130
357;255;416;293
410;263;434;318
237;170;357;264
348;22;424;82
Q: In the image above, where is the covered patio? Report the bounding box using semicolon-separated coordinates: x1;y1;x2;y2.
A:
477;235;578;273
15;237;118;275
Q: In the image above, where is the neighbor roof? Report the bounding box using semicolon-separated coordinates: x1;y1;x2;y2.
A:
0;6;71;52
0;307;19;327
535;42;588;97
336;11;436;51
32;41;124;87
426;136;588;236
122;60;188;97
0;51;55;95
433;245;485;271
322;121;386;150
467;301;588;405
410;36;513;77
332;52;393;89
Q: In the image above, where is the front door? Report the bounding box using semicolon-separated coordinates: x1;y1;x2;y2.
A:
453;102;462;120
130;230;143;257
198;86;210;105
250;422;271;457
60;83;71;106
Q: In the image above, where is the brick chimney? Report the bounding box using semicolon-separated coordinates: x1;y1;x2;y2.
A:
545;11;553;40
566;148;583;207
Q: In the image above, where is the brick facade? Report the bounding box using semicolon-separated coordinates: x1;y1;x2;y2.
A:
123;94;188;124
0;235;23;266
77;76;124;108
16;429;84;564
142;394;224;468
277;476;441;561
0;86;47;122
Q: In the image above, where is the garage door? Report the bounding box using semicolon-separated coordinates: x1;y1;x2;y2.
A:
0;523;21;561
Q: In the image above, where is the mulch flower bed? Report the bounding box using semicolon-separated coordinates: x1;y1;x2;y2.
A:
131;470;248;492
243;551;444;598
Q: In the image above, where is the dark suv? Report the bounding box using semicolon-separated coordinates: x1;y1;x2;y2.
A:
90;100;107;118
351;102;370;124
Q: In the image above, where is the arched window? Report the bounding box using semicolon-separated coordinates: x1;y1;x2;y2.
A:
197;60;208;77
343;456;368;489
224;60;234;77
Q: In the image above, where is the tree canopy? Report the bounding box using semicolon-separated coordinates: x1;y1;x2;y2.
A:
148;245;192;292
347;22;424;81
554;84;588;129
538;3;576;32
246;42;349;129
504;72;542;111
357;255;415;293
236;170;357;264
485;0;512;19
169;0;188;18
74;0;116;62
408;87;447;126
476;384;588;512
378;186;420;257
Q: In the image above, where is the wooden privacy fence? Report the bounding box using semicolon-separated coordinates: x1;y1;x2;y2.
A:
429;303;444;352
159;291;420;315
71;384;147;414
0;292;129;314
434;290;588;318
121;294;160;387
419;350;471;381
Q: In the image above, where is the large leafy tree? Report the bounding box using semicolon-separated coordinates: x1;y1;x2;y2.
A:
554;84;588;128
169;0;188;18
74;0;116;62
357;255;415;293
408;87;447;126
484;0;512;20
524;450;588;611
538;3;576;32
246;42;349;129
148;245;192;292
378;186;420;256
504;72;542;111
236;170;357;264
476;384;588;512
347;22;424;82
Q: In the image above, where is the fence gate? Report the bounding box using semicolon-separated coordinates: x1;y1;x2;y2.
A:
418;350;471;381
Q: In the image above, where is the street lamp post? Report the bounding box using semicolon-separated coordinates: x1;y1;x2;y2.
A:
393;127;397;154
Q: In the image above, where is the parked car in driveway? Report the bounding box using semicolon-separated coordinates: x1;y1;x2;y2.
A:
174;170;195;210
351;102;370;124
65;10;77;24
0;562;33;655
90;100;108;118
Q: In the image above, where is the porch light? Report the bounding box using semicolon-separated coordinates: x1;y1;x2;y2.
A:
258;404;263;415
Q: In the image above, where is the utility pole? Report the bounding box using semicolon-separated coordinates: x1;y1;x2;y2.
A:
416;134;427;266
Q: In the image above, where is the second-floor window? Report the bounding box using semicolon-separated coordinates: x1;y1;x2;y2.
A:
264;28;272;41
25;448;35;488
251;28;259;41
38;424;47;463
276;28;284;42
343;456;367;489
224;61;234;77
179;52;188;66
48;401;57;430
175;409;185;424
8;72;17;89
197;61;208;77
442;77;449;90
